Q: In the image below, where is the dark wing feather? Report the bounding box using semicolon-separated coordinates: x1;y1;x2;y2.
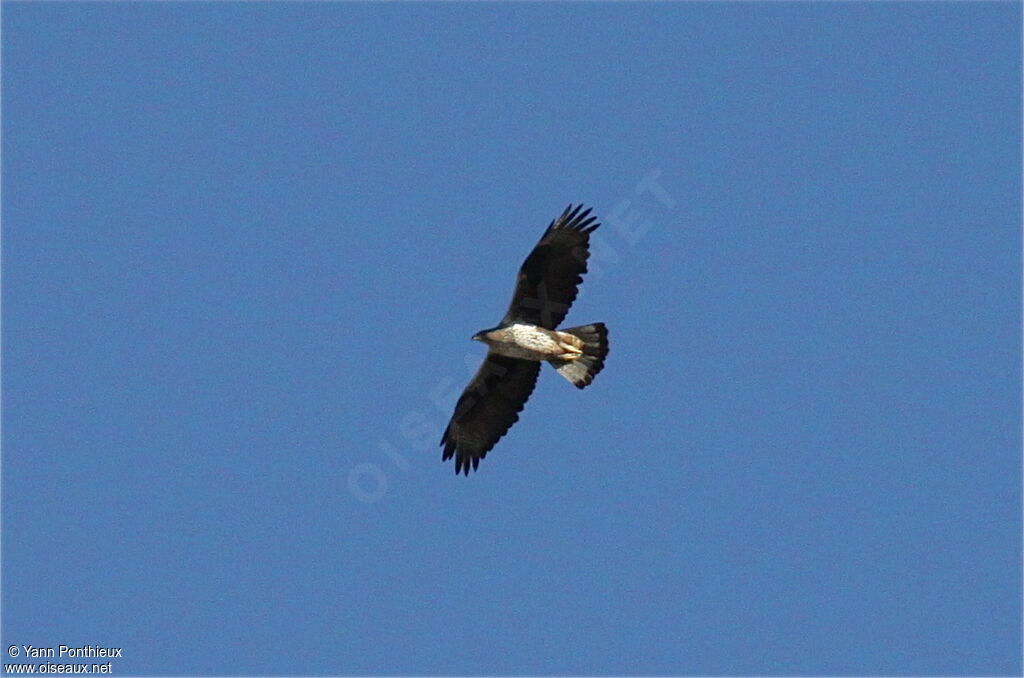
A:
501;204;600;329
440;354;541;475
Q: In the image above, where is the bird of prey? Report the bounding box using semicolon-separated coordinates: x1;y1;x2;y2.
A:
441;204;610;475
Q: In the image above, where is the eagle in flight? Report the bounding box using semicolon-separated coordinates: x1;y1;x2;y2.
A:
441;204;610;474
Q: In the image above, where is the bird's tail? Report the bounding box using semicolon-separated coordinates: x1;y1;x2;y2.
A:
548;323;609;389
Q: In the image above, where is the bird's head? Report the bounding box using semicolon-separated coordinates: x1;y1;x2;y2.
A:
472;328;496;343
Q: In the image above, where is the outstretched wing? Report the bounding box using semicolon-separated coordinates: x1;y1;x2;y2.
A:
501;204;600;329
441;354;541;475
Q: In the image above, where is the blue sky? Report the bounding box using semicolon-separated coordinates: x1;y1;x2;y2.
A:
2;3;1020;676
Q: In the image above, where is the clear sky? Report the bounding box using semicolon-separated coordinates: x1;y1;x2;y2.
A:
2;3;1020;676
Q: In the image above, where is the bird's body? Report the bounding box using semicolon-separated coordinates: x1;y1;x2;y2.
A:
441;204;610;474
475;323;584;361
